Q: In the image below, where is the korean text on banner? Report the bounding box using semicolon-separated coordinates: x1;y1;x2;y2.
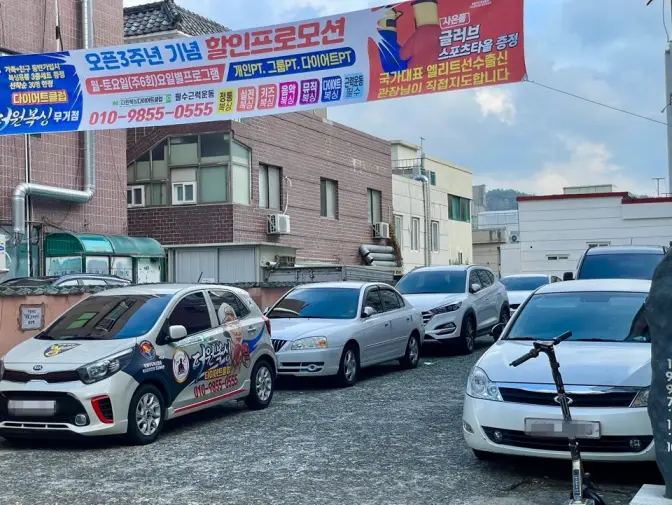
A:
0;0;526;136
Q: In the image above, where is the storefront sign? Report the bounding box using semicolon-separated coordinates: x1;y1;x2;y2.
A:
0;0;525;136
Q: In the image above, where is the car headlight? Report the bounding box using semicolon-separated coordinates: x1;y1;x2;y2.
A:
291;337;328;350
631;387;649;408
466;366;502;402
431;301;462;314
77;348;134;385
0;358;5;381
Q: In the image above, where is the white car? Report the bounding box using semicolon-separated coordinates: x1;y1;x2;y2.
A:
396;265;510;354
463;279;653;462
267;282;424;387
499;274;562;315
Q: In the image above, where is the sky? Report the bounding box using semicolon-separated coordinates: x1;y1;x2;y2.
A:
123;0;671;196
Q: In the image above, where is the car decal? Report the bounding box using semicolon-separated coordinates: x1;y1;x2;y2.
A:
43;343;80;357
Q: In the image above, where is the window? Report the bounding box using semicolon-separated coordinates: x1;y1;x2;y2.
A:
469;270;481;290
58;280;80;287
411;217;420;251
200;166;228;204
168;292;212;335
379;288;402;311
209;290;250;319
476;270;492;287
363;288;384;314
81;279;108;286
200;133;230;164
231;141;251;205
127;185;145;208
587;242;611;248
448;194;471;223
431;221;440;253
394;215;403;247
267;287;360;320
172;182;196;205
420;168;437;186
579;253;664;281
396;270;467;294
170;136;198;166
500;276;549;291
367;188;382;224
127;140;168;206
320;178;338;218
259;164;282;210
547;254;570;261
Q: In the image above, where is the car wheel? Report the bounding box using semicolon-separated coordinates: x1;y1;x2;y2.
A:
400;333;420;369
126;384;165;446
245;358;274;410
473;449;497;461
336;344;359;387
458;314;476;355
499;306;510;325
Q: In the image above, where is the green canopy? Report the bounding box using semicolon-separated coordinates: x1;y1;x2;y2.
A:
45;232;164;258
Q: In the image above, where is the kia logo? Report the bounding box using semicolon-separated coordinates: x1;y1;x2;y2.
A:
33;365;43;371
554;395;573;405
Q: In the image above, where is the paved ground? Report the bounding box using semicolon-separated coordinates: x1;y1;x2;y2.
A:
0;338;659;505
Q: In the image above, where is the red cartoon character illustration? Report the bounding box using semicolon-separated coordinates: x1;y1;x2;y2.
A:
399;0;442;70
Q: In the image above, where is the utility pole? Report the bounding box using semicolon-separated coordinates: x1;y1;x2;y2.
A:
654;177;665;197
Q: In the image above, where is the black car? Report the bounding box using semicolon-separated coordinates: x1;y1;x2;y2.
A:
0;274;131;287
564;245;667;281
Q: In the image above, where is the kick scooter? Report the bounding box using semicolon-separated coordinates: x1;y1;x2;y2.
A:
510;330;607;505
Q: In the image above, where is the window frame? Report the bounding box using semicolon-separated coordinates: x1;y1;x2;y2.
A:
547;254;570;261
259;163;282;210
172;181;197;205
394;215;403;248
448;194;472;223
127;185;145;208
361;287;384;316
379;287;403;312
367;188;382;224
166;291;214;337
320;178;338;219
208;290;251;320
411;217;420;251
430;220;440;253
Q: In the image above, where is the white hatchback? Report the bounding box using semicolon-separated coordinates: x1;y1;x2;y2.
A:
462;279;653;462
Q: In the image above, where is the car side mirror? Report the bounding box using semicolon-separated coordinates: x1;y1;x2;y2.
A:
167;325;188;342
491;323;505;340
563;272;574;281
361;306;376;318
470;283;482;294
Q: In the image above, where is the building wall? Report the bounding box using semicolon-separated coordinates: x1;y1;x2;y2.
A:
515;194;672;276
0;0;127;275
127;113;392;265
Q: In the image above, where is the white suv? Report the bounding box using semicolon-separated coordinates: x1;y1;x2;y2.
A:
395;265;509;354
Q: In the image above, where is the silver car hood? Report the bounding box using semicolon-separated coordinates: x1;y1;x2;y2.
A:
3;337;135;367
507;290;534;305
478;340;651;387
401;293;467;312
270;318;354;341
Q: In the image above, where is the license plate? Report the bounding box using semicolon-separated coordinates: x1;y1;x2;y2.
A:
524;418;600;439
8;400;56;417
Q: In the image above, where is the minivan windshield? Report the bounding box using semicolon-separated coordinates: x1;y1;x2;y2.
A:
500;276;548;291
505;291;649;343
579;253;663;280
35;294;174;341
396;270;467;294
267;288;360;319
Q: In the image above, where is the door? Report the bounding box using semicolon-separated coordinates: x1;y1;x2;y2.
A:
476;269;498;328
468;269;489;331
359;287;389;366
158;291;221;413
207;289;260;393
378;286;412;358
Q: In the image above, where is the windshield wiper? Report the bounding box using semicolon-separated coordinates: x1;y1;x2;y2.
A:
35;333;55;340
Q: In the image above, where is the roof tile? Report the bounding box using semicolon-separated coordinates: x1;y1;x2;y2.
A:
123;0;229;38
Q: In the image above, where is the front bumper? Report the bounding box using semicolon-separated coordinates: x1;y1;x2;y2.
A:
462;394;655;462
0;373;137;438
276;346;343;377
422;309;464;342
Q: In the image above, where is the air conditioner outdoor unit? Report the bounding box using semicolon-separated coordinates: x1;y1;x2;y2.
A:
373;222;390;239
267;214;291;235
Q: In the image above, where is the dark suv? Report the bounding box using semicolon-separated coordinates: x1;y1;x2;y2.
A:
564;245;668;281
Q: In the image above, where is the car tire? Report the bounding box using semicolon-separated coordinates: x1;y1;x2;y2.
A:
499;306;510;326
473;449;497;461
336;344;360;387
245;358;274;411
458;314;476;355
400;333;421;369
126;384;165;446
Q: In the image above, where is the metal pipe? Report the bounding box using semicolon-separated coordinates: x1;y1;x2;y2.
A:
11;0;96;243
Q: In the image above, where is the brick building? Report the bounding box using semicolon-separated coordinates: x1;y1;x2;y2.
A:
0;0;127;278
125;1;394;283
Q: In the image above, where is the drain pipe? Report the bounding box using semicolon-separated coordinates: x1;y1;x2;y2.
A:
11;0;96;244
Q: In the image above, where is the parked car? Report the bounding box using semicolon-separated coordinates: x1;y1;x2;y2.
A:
0;274;131;287
499;274;560;315
266;282;424;387
395;265;509;354
463;279;653;462
564;245;667;281
0;284;276;445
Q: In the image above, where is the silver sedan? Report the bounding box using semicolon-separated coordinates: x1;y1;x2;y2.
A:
266;282;425;387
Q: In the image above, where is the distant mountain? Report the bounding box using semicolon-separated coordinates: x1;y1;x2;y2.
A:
486;189;531;211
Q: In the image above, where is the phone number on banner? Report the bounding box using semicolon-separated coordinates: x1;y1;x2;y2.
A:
88;103;215;126
193;375;239;399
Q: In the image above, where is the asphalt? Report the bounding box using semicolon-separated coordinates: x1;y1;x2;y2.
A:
0;338;659;505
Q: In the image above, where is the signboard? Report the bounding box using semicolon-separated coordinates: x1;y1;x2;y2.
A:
19;304;45;331
0;0;525;136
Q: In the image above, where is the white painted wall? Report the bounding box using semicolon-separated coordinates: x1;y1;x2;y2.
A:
514;195;672;277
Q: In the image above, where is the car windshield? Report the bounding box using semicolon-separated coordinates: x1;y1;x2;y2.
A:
1;277;58;286
579;253;663;280
396;270;466;294
35;294;174;341
505;291;649;343
500;276;548;291
267;288;360;319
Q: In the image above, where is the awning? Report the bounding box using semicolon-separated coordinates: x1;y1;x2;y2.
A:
45;232;164;258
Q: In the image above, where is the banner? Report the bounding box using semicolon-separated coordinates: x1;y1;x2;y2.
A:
0;0;526;136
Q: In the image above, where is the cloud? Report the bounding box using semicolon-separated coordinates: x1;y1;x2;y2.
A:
474;88;516;125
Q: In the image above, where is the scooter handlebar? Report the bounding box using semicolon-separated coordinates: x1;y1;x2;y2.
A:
510;348;539;367
553;330;572;344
